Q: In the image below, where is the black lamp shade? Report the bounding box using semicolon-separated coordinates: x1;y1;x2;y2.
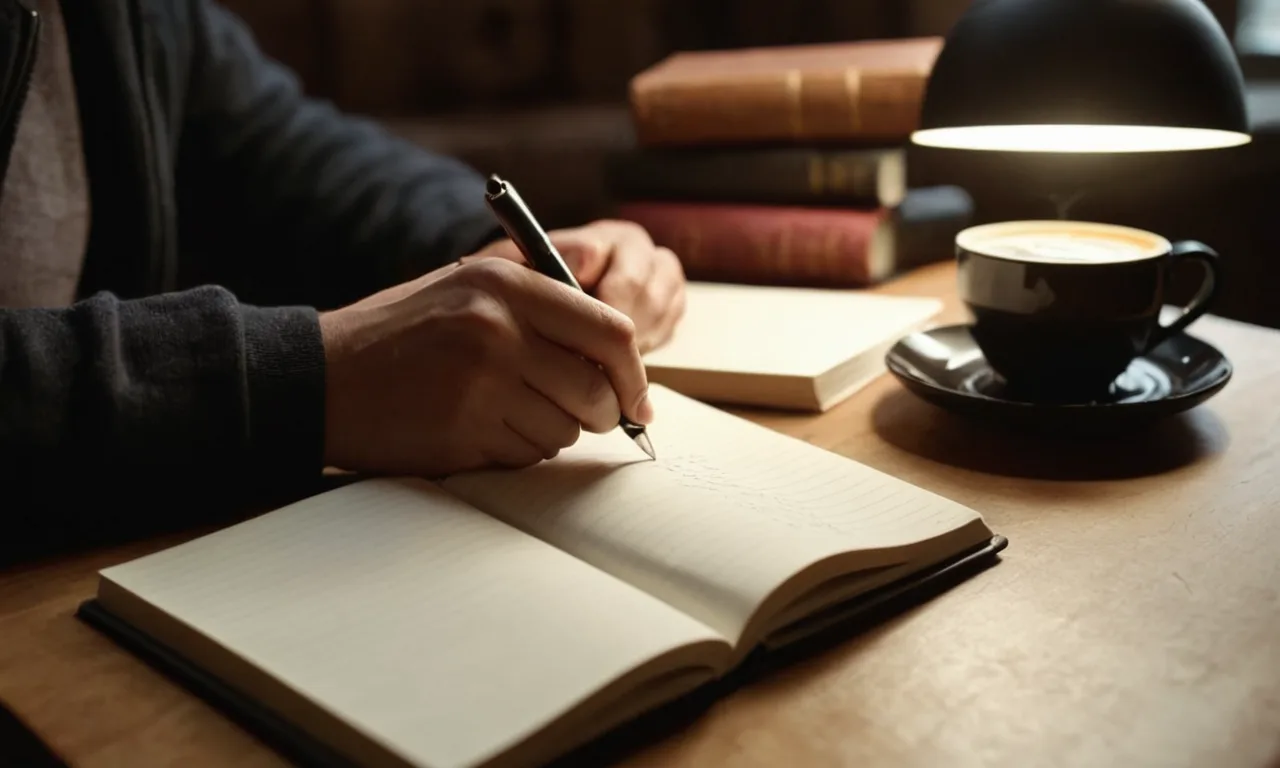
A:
912;0;1251;152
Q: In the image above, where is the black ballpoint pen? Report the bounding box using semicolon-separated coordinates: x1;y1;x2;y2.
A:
483;174;656;460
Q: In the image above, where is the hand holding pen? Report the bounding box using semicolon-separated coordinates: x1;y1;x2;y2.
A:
316;186;656;477
484;174;657;459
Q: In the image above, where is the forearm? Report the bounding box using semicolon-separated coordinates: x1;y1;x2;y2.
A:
177;1;502;309
0;287;325;561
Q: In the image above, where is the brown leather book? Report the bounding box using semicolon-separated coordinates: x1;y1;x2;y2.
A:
629;37;944;147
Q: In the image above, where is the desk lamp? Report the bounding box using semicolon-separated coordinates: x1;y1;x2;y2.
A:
912;0;1251;155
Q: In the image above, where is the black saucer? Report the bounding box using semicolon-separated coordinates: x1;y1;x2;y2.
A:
884;324;1233;434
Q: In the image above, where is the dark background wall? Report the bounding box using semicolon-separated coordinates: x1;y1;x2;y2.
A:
213;0;1280;331
217;0;1242;113
217;0;966;114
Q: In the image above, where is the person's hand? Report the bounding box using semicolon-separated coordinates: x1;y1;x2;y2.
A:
318;257;654;477
478;219;686;353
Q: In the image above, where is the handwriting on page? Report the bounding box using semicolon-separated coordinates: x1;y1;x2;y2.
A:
442;394;981;642
483;433;956;541
658;452;877;536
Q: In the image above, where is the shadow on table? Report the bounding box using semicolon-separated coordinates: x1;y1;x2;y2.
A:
870;388;1229;481
0;698;67;767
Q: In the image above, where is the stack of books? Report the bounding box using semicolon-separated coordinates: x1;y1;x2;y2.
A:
607;36;974;288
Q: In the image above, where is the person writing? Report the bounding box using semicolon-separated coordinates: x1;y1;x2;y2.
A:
0;0;685;560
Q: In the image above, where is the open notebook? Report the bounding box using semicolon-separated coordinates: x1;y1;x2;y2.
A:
643;283;942;411
81;386;1002;768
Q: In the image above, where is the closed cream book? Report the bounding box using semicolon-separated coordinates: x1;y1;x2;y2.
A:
644;283;943;411
84;386;1002;768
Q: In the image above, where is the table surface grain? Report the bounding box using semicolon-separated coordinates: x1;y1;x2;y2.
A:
3;262;1279;768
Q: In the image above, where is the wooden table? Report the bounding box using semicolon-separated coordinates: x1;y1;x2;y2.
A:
3;262;1280;767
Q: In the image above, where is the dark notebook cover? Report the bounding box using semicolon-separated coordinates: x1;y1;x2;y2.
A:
77;535;1008;768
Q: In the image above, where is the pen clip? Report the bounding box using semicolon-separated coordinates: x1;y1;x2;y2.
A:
484;174;583;292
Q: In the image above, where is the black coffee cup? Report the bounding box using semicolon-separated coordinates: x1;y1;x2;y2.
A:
956;220;1219;400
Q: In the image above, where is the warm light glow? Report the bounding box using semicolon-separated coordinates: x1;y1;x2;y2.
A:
911;124;1252;152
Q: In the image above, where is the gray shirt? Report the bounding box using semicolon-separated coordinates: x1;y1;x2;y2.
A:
0;0;90;309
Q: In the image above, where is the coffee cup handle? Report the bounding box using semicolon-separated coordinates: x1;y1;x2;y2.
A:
1147;240;1220;351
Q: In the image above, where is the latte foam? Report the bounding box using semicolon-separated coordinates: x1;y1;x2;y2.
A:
981;233;1153;264
958;221;1168;265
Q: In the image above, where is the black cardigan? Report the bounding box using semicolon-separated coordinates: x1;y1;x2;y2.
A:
0;0;503;559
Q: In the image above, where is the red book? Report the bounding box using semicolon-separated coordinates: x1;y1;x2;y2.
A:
617;201;895;287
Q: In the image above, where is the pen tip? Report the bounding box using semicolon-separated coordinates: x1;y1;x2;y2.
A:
485;175;503;196
635;432;656;461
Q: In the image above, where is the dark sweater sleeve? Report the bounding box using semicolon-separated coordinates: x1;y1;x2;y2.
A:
1;2;508;562
174;0;505;310
0;287;325;563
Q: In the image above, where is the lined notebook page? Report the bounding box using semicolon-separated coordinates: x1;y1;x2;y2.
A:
442;386;990;645
642;283;941;378
99;479;726;768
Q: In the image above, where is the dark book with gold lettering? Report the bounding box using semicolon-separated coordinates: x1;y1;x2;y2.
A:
78;387;1005;768
606;146;909;207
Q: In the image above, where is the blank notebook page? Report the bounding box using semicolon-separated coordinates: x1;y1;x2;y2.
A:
443;386;989;645
98;479;723;768
642;283;942;377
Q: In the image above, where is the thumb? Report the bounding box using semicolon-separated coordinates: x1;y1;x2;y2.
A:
463;229;611;287
551;232;610;288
